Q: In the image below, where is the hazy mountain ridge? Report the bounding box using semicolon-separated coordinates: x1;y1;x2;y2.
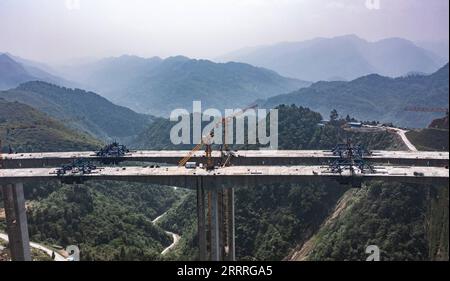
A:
59;55;310;116
220;35;446;81
262;63;449;128
0;53;77;90
0;54;36;90
0;81;154;142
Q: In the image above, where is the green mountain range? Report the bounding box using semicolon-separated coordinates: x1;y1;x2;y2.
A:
0;81;154;142
262;64;449;128
60;55;310;116
0;97;101;152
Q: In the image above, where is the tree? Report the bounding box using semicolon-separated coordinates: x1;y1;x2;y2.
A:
330;109;339;122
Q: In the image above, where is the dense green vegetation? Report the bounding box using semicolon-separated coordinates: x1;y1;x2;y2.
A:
405;117;449;260
307;182;431;261
0;98;102;153
406;128;449;151
306;179;449;261
157;105;415;261
426;186;449;261
132;104;405;151
132;117;194;150
0;81;154;142
304;115;449;261
263;64;449;128
0;98;180;261
26;182;179;261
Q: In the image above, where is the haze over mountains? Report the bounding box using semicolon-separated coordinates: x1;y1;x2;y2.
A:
0;53;36;90
0;53;74;90
1;34;448;128
58;55;309;116
262;64;449;128
220;35;447;81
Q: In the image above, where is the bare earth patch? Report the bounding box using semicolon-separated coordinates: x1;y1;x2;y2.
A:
287;189;358;261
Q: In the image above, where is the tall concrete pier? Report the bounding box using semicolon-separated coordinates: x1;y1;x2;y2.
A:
1;183;31;261
196;177;236;261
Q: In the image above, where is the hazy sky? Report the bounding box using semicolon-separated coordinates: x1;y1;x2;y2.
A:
0;0;448;64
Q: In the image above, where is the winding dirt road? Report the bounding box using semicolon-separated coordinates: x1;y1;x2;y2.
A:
391;128;418;151
152;211;180;255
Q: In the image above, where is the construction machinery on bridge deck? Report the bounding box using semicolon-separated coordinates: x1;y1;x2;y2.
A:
178;104;258;170
95;141;131;164
326;139;375;187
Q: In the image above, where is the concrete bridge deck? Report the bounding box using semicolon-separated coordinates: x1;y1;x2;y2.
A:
0;165;448;187
1;150;448;168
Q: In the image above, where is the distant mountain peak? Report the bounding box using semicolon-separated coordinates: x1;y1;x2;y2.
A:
330;34;364;42
0;53;22;66
59;54;310;116
164;55;190;62
220;35;446;81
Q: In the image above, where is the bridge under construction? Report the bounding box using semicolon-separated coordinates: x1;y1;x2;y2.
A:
1;148;449;261
1;150;448;168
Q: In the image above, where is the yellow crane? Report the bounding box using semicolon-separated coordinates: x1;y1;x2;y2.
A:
178;104;258;169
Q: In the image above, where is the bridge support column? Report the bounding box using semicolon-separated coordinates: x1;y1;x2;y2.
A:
218;189;225;261
1;183;31;261
225;188;235;261
202;186;236;261
209;188;220;261
196;178;207;261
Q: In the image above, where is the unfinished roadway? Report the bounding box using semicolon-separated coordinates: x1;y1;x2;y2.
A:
0;165;448;187
1;150;448;168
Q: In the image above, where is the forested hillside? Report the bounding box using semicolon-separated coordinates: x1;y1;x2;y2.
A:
263;64;449;128
0;98;101;152
0;99;180;260
304;119;449;261
154;105;443;261
0;81;154;142
26;182;179;261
